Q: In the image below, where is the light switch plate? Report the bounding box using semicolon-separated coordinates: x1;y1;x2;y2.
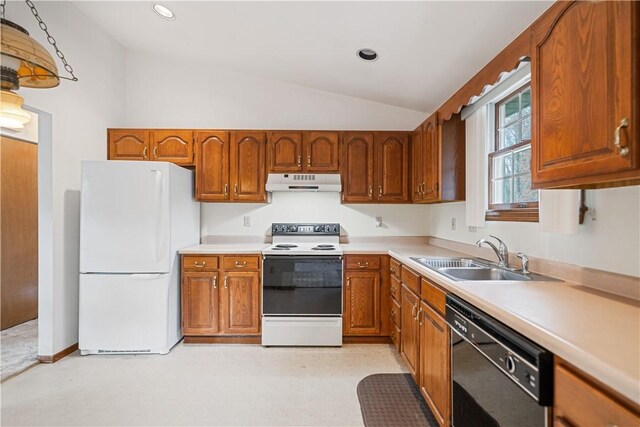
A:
375;217;382;227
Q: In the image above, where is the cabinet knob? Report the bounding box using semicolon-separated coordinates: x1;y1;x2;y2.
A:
357;261;369;268
614;117;629;156
297;155;301;167
235;261;247;268
194;261;206;268
307;155;311;166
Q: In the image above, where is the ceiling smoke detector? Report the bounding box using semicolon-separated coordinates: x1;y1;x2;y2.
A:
152;4;175;20
357;48;378;62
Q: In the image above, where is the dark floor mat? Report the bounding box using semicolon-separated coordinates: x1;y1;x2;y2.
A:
357;373;438;427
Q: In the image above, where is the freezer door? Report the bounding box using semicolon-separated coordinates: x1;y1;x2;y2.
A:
80;161;171;273
79;273;181;354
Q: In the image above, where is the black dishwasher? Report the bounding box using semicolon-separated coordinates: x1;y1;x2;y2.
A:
445;295;553;427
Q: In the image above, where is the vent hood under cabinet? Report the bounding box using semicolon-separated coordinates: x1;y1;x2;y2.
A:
266;173;341;192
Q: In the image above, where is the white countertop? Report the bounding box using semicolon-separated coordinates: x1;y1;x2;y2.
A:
179;241;640;405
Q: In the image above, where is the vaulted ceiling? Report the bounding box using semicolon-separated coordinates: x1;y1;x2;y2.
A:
74;1;551;113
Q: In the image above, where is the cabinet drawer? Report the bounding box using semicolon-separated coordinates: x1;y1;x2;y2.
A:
420;277;446;316
390;323;401;352
390;258;401;278
554;362;640;427
390;297;401;327
390;275;402;302
223;255;260;271
182;255;218;272
401;265;420;295
345;255;381;270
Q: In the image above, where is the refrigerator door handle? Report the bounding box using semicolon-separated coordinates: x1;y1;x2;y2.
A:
151;169;163;263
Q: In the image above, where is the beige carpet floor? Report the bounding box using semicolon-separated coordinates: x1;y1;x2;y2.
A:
1;319;39;382
1;343;407;426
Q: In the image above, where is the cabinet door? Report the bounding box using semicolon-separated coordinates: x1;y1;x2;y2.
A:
196;131;230;201
344;271;381;335
341;132;374;202
108;129;150;161
182;271;219;335
304;131;340;172
400;284;420;381
268;131;303;172
151;130;194;165
531;1;638;188
231;131;267;202
423;113;441;202
411;128;424;202
220;271;260;334
375;132;409;202
419;301;450;427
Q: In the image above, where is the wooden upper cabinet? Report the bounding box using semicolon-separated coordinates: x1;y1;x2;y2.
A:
344;271;381;336
304;132;340;172
150;130;194;165
108;129;150;161
182;271;219;335
220;271;260;334
342;132;375;202
375;132;410;202
411;128;424;202
196;131;230;202
267;131;303;172
422;113;441;202
230;131;267;202
531;1;639;188
419;300;450;427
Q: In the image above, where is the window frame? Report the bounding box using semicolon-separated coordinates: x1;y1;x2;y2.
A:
486;82;539;222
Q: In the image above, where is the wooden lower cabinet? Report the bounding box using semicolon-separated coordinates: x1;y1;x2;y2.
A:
182;271;219;335
220;271;260;334
344;271;381;335
554;357;640;427
400;284;420;381
419;300;450;427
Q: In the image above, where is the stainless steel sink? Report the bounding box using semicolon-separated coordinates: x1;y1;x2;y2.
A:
410;257;560;282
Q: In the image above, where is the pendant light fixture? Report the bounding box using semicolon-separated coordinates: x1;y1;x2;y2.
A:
0;0;77;130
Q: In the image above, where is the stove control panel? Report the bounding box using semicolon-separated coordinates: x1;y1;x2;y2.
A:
272;223;340;236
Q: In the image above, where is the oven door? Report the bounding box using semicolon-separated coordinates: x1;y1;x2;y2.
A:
450;330;547;427
262;255;342;316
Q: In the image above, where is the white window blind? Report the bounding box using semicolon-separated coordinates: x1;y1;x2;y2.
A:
465;107;488;228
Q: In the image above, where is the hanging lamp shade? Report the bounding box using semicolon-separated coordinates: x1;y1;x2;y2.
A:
1;18;59;89
0;89;31;130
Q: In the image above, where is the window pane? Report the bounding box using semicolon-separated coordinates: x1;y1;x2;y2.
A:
513;146;531;175
521;89;531;117
514;175;538;203
501;123;520;149
522;115;531;141
492;178;512;204
492;152;513;179
502;96;520;125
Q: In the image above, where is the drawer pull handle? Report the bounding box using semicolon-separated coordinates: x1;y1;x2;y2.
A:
614;117;629;156
153;146;158;159
224;276;228;289
224;184;228;196
417;308;423;325
411;304;417;318
234;184;238;196
368;186;373;199
213;276;217;289
358;261;369;268
235;261;247;268
194;261;206;268
378;185;382;196
307;155;311;167
347;277;351;289
297;155;301;167
390;267;396;274
143;147;148;159
391;309;396;317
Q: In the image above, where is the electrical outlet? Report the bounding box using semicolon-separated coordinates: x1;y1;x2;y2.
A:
375;216;382;227
243;216;251;227
468;226;477;233
451;218;456;231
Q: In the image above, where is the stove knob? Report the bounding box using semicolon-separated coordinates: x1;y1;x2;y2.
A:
332;225;338;233
506;355;516;373
314;225;322;232
288;225;297;232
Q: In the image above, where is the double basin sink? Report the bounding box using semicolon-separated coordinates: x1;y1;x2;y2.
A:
409;257;560;282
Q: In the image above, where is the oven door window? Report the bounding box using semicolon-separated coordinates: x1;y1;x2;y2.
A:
263;256;342;316
451;332;545;427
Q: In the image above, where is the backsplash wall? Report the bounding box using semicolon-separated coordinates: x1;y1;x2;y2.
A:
201;192;430;239
429;186;640;277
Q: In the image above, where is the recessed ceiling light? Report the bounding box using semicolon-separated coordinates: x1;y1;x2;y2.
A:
152;4;175;20
357;48;378;62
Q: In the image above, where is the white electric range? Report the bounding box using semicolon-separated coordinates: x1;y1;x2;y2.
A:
261;223;343;347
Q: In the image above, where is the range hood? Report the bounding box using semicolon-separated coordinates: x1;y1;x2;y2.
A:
266;173;341;192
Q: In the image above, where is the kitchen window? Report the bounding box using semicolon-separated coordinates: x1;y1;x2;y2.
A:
487;83;538;222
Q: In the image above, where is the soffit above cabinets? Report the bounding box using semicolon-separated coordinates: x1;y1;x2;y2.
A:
73;1;552;113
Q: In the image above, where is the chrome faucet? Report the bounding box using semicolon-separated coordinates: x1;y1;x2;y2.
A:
476;235;509;268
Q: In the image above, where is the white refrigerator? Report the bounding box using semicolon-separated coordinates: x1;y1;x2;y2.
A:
79;160;199;355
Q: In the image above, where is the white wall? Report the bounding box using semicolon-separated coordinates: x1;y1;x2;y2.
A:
201;192;430;238
123;51;426;130
6;2;126;356
429;186;640;277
